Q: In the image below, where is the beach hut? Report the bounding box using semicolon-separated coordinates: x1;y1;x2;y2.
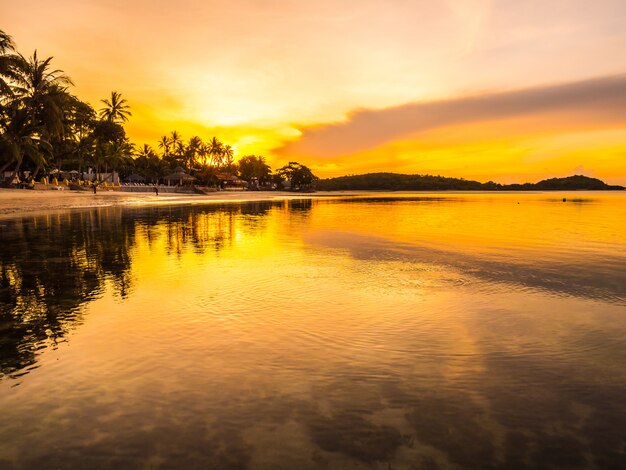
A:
215;172;247;190
126;173;146;184
164;167;196;186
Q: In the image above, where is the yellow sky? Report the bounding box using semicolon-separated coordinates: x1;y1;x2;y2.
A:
3;0;626;183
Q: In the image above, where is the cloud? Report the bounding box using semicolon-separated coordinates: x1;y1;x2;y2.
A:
279;74;626;158
571;164;594;177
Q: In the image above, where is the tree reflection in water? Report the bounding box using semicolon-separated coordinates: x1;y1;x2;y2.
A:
0;201;294;379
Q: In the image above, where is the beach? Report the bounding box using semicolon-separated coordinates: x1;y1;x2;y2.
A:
0;188;357;219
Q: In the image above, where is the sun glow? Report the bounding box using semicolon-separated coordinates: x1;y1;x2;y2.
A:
3;0;626;183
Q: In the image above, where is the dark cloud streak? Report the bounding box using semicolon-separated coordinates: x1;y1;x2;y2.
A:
280;74;626;157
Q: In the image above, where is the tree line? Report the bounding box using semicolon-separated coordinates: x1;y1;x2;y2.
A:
316;173;624;191
0;29;317;189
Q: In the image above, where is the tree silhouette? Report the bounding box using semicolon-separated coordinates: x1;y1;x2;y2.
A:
99;91;131;123
276;161;318;191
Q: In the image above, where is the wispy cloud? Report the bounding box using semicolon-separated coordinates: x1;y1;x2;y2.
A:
279;74;626;158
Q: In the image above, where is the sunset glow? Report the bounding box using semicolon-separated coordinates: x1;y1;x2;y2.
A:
4;0;626;183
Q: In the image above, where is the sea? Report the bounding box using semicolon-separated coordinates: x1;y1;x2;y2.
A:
1;192;625;468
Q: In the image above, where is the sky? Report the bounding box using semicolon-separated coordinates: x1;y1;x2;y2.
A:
3;0;626;183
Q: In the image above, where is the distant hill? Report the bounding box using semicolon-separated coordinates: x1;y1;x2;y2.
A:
505;175;624;191
316;173;624;191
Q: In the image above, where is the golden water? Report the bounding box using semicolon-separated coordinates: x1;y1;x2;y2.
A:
1;193;625;468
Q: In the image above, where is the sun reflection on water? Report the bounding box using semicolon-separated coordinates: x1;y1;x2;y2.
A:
1;193;625;468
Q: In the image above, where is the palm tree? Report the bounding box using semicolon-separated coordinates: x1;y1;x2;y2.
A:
47;93;95;175
106;139;134;176
0;32;16;171
158;135;170;157
98;91;131;123
0;30;14;54
0;30;17;98
133;144;162;183
185;136;203;170
0;102;53;178
169;130;182;149
198;142;211;168
135;144;155;160
168;131;185;167
10;51;73;100
94;138;133;183
9;51;73;135
222;144;235;171
208;136;223;168
74;133;95;177
2;51;73;177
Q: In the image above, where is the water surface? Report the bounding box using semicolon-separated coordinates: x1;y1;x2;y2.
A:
1;192;625;468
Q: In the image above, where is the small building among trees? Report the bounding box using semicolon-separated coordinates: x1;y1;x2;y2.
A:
215;172;247;190
164;167;195;186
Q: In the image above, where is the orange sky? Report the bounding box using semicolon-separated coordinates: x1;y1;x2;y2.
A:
3;0;626;183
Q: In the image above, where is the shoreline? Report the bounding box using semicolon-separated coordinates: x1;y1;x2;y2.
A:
1;188;624;220
0;188;365;220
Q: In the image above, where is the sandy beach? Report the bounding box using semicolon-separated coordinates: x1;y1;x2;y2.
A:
0;188;360;219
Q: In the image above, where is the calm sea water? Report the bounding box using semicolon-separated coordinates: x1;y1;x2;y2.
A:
1;192;625;469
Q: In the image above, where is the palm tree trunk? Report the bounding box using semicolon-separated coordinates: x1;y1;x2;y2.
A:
0;160;12;174
10;156;23;182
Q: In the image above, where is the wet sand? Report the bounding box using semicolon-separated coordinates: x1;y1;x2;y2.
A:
0;188;359;219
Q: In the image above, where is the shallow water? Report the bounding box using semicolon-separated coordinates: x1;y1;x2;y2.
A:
1;192;625;469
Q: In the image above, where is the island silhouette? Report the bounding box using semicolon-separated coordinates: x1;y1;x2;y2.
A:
316;174;624;191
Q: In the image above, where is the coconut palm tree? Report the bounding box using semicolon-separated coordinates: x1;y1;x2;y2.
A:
0;102;53;178
94;138;133;183
167;131;185;167
9;51;73;136
158;135;170;157
10;51;73;100
2;51;73;177
98;91;131;123
0;30;17;98
133;144;163;183
0;30;13;54
185;136;203;170
198;142;210;167
106;139;134;175
74;133;95;177
222;144;235;172
169;130;182;149
207;136;223;168
135;144;155;160
46;93;95;175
